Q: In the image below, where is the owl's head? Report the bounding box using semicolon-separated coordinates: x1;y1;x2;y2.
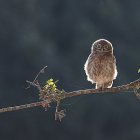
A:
91;39;113;53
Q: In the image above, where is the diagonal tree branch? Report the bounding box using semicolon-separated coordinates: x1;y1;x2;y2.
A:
0;78;139;113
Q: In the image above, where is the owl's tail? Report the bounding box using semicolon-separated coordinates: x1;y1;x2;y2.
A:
96;81;113;89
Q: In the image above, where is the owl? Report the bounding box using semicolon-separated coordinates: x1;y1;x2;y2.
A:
84;39;118;89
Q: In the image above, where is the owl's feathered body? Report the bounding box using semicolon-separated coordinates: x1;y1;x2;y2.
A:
84;39;117;89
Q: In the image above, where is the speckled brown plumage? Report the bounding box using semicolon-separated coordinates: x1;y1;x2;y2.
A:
84;39;117;89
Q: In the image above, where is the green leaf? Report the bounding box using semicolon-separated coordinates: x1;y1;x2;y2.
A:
138;69;140;73
45;78;57;92
47;79;54;85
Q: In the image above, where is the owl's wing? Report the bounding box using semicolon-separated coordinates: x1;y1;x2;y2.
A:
84;54;97;84
113;55;116;63
113;55;118;79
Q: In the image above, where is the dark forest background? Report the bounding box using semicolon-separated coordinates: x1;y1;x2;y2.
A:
0;0;140;140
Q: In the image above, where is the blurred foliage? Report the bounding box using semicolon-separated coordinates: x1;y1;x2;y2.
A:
0;0;140;140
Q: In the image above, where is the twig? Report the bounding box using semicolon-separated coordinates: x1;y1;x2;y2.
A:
26;66;47;89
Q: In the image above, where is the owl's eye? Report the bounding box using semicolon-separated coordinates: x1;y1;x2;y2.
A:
96;44;101;49
104;45;110;50
105;46;109;49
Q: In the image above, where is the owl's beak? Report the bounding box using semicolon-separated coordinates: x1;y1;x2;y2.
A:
101;48;104;52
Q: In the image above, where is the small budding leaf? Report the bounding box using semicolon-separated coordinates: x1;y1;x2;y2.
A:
138;69;140;73
45;78;57;92
47;79;53;85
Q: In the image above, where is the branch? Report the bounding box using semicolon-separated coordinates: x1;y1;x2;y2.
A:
65;78;140;98
0;78;139;114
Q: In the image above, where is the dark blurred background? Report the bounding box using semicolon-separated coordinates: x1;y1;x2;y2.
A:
0;0;140;140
